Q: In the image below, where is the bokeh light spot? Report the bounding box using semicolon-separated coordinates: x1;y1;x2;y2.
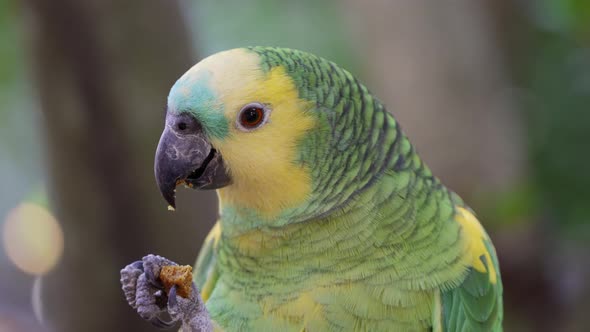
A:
2;203;64;276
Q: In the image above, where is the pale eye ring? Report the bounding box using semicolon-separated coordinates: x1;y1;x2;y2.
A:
236;102;270;131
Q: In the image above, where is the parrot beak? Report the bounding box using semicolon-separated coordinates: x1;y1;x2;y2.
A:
154;112;231;209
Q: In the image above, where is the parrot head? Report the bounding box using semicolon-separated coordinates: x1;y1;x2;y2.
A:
155;47;390;225
155;48;319;219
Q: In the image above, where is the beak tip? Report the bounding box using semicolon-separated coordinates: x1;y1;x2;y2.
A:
155;162;178;211
162;190;177;211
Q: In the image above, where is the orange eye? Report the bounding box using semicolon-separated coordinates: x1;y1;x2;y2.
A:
237;103;268;131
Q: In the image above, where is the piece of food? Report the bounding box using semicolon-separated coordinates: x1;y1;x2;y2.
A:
160;265;193;298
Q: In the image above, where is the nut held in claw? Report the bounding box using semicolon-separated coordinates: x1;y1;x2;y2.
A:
160;265;194;298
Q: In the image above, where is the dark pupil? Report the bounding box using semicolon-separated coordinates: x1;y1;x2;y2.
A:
243;108;261;125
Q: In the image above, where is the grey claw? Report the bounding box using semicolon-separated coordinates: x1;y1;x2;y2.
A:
168;285;178;308
149;316;176;329
122;256;196;330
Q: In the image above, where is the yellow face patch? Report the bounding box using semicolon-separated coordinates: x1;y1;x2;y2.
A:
184;49;316;219
455;207;498;284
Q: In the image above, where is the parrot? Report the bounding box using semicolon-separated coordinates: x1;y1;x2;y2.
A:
139;46;503;331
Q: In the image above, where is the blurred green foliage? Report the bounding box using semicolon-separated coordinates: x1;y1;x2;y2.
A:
191;0;359;73
0;0;43;223
543;0;590;36
0;0;20;88
522;1;590;238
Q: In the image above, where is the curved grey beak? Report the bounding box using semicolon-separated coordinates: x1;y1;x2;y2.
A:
154;112;230;209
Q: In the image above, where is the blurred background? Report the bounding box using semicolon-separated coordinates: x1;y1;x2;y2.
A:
0;0;589;331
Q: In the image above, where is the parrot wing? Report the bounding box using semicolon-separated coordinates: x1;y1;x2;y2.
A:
438;208;503;332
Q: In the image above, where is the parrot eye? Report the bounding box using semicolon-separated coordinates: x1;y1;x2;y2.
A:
236;102;269;131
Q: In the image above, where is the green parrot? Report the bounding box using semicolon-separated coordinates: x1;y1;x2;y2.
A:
151;47;503;331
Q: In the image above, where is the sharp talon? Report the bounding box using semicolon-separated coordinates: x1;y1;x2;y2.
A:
145;267;164;289
168;285;178;308
148;316;176;329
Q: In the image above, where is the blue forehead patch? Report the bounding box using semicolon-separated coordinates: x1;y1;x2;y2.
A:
167;69;229;139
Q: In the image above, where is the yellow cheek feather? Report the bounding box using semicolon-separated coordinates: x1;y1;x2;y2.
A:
196;49;315;219
455;207;498;284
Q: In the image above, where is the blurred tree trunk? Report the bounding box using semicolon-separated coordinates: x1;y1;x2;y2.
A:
342;0;525;199
21;1;217;331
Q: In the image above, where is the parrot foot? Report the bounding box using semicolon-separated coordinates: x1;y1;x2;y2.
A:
168;284;214;332
120;255;213;332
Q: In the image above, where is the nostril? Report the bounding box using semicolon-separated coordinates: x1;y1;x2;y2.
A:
167;113;201;132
